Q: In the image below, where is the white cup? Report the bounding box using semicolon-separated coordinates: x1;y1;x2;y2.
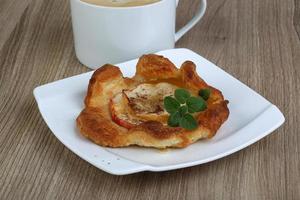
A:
70;0;207;69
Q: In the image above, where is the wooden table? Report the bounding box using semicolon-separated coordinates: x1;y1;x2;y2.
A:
0;0;299;199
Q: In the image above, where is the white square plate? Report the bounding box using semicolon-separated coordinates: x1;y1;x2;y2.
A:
34;48;285;175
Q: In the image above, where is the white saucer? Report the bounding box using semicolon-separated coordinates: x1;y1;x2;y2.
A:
34;48;285;175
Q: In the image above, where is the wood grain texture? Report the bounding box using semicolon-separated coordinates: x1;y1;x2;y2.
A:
0;0;299;199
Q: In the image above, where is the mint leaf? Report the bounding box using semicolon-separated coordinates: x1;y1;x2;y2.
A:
164;96;180;114
175;88;191;104
179;113;198;130
199;88;211;100
178;105;188;116
186;96;207;113
168;111;181;127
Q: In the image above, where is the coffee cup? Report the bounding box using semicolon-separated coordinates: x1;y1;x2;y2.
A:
70;0;207;69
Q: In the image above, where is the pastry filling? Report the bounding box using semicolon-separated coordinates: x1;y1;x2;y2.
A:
110;82;178;128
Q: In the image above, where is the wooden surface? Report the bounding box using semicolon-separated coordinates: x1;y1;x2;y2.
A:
0;0;299;199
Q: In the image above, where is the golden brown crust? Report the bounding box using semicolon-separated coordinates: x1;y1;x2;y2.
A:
131;121;182;139
197;100;229;138
76;107;127;147
85;64;136;108
180;61;208;90
76;54;230;149
135;54;179;81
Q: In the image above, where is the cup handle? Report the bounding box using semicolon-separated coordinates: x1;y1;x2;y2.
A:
175;0;207;42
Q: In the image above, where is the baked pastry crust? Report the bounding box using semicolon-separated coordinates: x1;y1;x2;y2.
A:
76;54;229;148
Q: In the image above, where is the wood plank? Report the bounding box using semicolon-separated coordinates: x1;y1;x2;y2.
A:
0;0;32;50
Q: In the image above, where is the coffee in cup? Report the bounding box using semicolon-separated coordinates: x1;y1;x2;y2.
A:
81;0;161;7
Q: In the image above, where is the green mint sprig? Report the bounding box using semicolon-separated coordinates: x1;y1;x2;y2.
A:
164;88;210;130
199;88;211;100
